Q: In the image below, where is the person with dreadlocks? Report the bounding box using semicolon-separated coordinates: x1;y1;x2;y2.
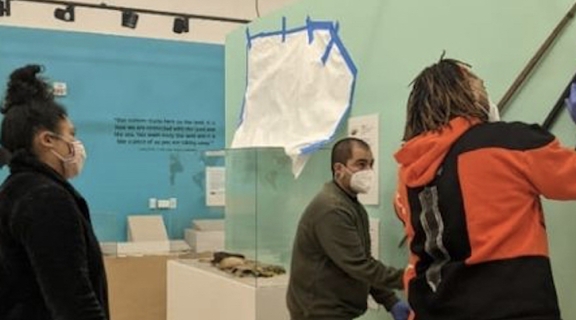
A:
393;56;576;320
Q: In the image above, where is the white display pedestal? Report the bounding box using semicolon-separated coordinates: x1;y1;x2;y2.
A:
167;259;290;320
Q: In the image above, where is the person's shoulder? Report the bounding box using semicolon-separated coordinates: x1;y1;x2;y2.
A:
16;172;65;195
1;171;53;199
315;182;350;205
494;121;552;135
302;183;351;215
459;121;555;152
10;174;74;215
4;175;78;236
496;121;554;148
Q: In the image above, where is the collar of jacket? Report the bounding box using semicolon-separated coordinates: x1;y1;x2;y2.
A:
330;180;359;203
8;149;84;202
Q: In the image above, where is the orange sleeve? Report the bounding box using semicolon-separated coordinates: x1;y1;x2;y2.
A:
523;138;576;200
394;179;418;295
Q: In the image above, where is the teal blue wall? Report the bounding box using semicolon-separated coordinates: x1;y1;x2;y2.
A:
0;26;225;241
225;1;576;319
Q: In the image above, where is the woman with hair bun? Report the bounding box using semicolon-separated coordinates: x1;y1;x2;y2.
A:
0;64;109;320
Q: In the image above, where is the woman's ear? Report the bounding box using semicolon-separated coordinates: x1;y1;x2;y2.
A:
36;130;55;149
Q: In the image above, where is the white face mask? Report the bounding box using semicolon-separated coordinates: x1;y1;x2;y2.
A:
50;136;87;179
347;168;375;194
487;99;500;122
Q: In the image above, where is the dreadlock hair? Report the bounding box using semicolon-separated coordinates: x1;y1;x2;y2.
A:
403;56;488;141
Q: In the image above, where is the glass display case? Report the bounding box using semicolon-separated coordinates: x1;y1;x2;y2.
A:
167;147;332;320
224;147;331;271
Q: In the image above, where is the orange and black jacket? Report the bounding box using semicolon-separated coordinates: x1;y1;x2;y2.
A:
394;117;576;320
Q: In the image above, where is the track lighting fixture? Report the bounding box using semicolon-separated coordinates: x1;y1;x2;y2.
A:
121;10;138;29
0;0;250;29
0;0;11;17
54;5;74;22
173;17;189;34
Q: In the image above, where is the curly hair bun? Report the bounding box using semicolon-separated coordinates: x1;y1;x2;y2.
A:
2;64;53;115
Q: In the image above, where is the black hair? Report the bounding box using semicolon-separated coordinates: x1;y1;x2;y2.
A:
331;137;370;176
0;64;68;153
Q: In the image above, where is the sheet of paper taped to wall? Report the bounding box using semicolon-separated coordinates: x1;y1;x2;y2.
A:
231;18;357;177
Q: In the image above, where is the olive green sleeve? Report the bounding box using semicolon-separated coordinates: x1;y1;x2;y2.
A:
315;209;405;291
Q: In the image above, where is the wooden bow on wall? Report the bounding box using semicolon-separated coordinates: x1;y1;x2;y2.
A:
499;1;576;125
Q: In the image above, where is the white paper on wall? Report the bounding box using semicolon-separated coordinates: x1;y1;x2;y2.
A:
206;166;225;206
348;114;380;205
231;17;357;177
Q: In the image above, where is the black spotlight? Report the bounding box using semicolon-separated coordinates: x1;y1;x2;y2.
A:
54;5;75;22
173;17;189;34
0;0;11;17
121;10;138;29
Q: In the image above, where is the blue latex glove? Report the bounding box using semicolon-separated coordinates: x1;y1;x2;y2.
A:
565;82;576;123
390;300;410;320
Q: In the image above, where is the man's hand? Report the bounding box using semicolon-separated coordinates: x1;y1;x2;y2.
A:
390;300;410;320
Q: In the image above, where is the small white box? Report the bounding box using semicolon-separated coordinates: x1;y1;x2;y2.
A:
127;215;168;242
193;219;224;231
185;229;224;253
184;219;225;253
117;241;171;255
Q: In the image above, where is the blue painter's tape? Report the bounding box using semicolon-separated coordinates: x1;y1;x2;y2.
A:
250;26;307;40
237;37;251;127
321;39;334;65
246;28;252;49
300;138;330;154
307;20;335;30
306;16;314;43
321;24;338;65
333;34;358;76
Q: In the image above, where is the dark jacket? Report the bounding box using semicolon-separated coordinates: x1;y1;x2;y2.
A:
0;150;109;320
394;117;570;320
287;181;403;320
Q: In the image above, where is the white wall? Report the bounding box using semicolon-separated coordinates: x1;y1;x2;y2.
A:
0;0;298;43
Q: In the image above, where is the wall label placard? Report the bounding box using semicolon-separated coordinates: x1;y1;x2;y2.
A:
114;117;218;151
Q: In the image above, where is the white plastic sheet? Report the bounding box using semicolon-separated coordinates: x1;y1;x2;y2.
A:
231;18;357;177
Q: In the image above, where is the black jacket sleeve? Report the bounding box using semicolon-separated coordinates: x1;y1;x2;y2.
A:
12;185;107;320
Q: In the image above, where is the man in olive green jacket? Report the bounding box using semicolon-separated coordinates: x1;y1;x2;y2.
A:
286;138;410;320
